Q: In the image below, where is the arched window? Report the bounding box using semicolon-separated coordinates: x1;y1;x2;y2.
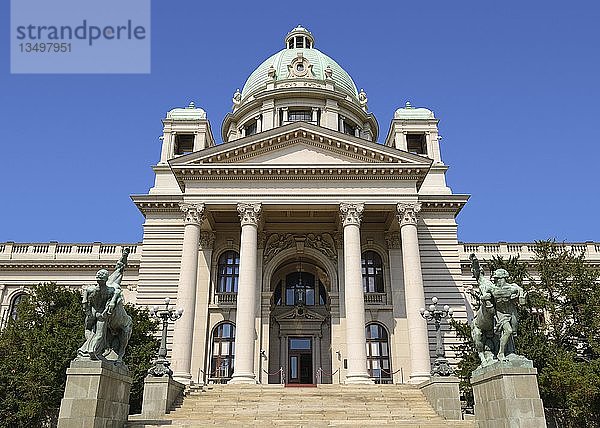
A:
366;323;392;383
210;322;235;383
362;251;384;293
9;292;26;321
278;272;327;306
216;251;240;293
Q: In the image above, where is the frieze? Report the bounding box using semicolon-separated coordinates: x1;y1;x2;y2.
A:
304;233;337;263
263;233;295;263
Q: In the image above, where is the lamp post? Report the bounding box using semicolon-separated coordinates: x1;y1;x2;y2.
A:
420;296;454;376
148;297;183;377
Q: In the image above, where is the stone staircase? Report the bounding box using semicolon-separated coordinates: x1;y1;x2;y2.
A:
128;384;475;427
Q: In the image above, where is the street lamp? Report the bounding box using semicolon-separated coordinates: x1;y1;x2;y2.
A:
420;296;454;376
147;297;183;377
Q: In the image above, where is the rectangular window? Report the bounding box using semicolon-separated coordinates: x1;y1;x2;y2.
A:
288;110;312;122
174;134;194;155
343;121;355;136
290;338;311;350
407;133;427;155
245;121;257;136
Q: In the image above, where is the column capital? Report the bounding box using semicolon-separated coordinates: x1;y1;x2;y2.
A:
339;203;364;227
385;232;401;249
199;231;215;249
397;202;421;228
237;203;262;227
179;202;205;225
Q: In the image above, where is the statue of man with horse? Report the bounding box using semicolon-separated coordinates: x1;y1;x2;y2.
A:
469;254;526;367
77;248;133;365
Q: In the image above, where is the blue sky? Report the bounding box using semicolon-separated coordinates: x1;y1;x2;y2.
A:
1;1;599;243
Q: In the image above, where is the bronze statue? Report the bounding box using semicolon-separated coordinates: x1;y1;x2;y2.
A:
77;249;133;364
469;254;526;367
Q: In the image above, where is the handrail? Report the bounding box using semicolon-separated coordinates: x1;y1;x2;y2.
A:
198;362;232;385
380;367;404;384
262;367;284;385
316;367;339;384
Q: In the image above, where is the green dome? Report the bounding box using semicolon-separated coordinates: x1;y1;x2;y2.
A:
240;47;360;103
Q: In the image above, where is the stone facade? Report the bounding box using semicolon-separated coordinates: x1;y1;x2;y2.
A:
0;26;598;393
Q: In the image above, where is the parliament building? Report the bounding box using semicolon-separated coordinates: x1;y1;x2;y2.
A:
1;26;598;388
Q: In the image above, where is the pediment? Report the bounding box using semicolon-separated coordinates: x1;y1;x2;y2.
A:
170;123;432;167
274;305;327;322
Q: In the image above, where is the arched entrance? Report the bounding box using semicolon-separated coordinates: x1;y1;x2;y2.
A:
267;256;332;384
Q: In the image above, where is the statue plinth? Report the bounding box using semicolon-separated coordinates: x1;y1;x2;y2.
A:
57;359;132;428
471;360;547;427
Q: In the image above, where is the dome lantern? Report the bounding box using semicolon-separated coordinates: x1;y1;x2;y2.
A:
285;25;315;49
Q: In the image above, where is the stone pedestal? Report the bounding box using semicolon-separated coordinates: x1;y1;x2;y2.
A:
471;362;547;428
140;376;185;418
58;359;132;428
419;376;462;420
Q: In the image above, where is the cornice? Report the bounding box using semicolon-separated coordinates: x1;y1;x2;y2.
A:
418;195;470;215
172;164;427;181
130;195;184;216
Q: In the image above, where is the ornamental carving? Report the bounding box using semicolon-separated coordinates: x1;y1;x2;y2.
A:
339;203;364;227
199;231;216;249
305;233;337;263
237;203;262;226
287;52;313;78
397;202;421;227
263;233;295;263
179;202;205;225
385;232;401;249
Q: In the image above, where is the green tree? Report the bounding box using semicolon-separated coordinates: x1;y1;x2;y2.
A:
0;283;158;427
452;241;600;426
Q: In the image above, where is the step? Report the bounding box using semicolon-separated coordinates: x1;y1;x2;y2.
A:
128;384;474;428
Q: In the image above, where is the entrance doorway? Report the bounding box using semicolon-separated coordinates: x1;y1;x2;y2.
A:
288;337;313;384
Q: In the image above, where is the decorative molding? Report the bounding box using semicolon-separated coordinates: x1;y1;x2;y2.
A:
332;231;343;250
397;202;421;227
339;203;364;227
179;202;205;225
199;231;216;250
257;232;267;249
263;233;295;263
263;233;338;264
385;232;401;249
304;233;337;263
237;203;262;227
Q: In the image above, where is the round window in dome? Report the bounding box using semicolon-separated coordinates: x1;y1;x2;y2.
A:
296;63;304;72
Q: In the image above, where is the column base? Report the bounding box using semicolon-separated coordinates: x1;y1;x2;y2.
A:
345;373;374;385
228;373;257;384
172;372;193;386
409;371;431;384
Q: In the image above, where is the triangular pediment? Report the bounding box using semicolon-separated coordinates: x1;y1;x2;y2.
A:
170;122;432;167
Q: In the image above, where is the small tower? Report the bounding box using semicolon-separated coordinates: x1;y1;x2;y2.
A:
158;101;215;164
150;101;215;194
385;101;450;194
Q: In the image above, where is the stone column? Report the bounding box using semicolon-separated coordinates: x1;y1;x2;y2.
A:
339;202;372;384
385;232;409;384
190;231;215;384
172;203;205;383
311;107;319;124
229;203;262;384
397;202;431;383
282;107;289;123
255;115;262;133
